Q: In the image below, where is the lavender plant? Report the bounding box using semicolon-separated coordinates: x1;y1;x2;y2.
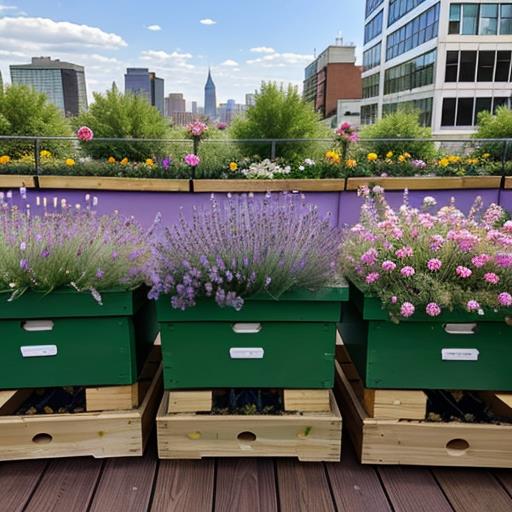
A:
341;187;512;321
0;189;150;302
149;192;342;310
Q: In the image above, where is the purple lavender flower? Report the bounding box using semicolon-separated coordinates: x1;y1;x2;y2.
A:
20;258;29;271
162;158;172;170
96;269;105;279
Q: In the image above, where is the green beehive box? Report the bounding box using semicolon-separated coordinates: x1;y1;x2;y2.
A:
0;288;158;389
339;282;512;391
157;285;349;390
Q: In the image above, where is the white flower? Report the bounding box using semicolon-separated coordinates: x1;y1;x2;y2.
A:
304;159;315;166
373;185;384;194
423;196;437;207
299;165;305;171
93;196;98;207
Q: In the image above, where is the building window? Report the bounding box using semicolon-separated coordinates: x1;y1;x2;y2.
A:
364;10;383;43
444;49;512;82
363;43;381;71
388;0;427;26
441;97;511;127
383;97;433;126
366;0;384;17
477;51;496;81
449;3;512;35
384;49;436;94
386;3;440;61
363;73;380;98
361;103;378;125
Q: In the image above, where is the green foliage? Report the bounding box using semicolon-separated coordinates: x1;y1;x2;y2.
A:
474;107;512;160
0;84;71;158
360;110;435;160
230;82;331;160
75;87;170;161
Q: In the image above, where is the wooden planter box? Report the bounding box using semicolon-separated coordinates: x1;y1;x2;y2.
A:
505;177;512;189
0;288;158;389
193;179;346;193
335;350;512;467
0;350;162;461
38;175;190;192
156;389;342;462
346;176;502;191
0;175;36;189
339;282;512;391
156;286;348;389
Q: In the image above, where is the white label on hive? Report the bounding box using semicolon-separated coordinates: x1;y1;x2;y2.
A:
441;348;479;361
229;347;264;359
20;345;58;358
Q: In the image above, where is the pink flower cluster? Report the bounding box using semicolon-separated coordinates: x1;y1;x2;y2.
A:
336;122;359;143
187;121;208;137
76;126;94;142
184;154;201;167
341;189;512;321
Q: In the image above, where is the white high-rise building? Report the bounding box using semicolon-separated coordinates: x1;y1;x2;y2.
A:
361;1;512;136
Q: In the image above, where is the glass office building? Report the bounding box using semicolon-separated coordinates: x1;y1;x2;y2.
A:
10;57;88;116
361;0;512;135
124;68;165;116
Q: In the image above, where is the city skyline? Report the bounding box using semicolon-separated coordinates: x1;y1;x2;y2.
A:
0;0;364;105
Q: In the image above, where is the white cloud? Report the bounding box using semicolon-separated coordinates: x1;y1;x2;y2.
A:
250;47;275;54
221;59;239;67
0;4;18;12
140;49;194;69
247;51;313;67
199;18;216;25
146;24;162;32
0;17;127;53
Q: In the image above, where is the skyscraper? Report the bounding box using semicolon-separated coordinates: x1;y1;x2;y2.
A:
361;0;512;135
204;69;217;120
165;93;186;117
191;101;198;114
124;68;165;116
10;57;88;116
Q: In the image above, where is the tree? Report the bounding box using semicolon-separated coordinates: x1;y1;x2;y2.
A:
474;106;512;160
75;86;170;161
361;109;435;160
0;84;71;158
230;82;330;160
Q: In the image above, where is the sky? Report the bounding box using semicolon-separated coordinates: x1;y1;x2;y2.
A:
0;0;364;108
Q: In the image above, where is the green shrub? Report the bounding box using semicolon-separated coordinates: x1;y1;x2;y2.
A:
230;82;331;160
0;84;71;158
75;87;170;161
360;110;435;160
474;106;512;160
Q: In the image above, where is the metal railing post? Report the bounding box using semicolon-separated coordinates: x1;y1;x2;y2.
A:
271;140;277;160
502;140;510;175
34;138;40;175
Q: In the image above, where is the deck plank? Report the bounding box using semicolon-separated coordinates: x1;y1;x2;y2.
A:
276;460;335;512
215;459;278;512
0;461;47;512
378;467;453;512
89;444;157;512
494;470;512;497
150;460;214;512
326;443;392;512
24;458;103;512
434;469;512;512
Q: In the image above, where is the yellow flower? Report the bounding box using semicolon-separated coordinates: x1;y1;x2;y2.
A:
439;157;450;168
367;152;378;161
398;154;406;162
345;159;357;168
448;155;460;163
107;156;116;164
120;157;129;165
466;158;478;165
386;151;393;159
146;158;154;167
403;152;411;159
325;150;341;165
40;150;51;159
482;153;491;159
65;158;75;167
229;162;238;171
0;155;10;165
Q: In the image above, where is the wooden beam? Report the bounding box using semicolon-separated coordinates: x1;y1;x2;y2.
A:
284;390;331;413
167;391;213;414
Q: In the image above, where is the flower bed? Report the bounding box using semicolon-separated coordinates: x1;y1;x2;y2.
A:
0;190;157;389
339;189;512;390
149;192;348;389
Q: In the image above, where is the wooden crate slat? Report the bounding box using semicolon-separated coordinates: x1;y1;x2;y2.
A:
378;466;453;512
284;389;331;412
478;392;512;418
0;389;33;416
150;460;215;512
215;459;278;512
24;458;103;512
276;460;336;512
167;391;212;413
85;383;140;412
433;468;512;512
363;388;427;420
157;391;342;462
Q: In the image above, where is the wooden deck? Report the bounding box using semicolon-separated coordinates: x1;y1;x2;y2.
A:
2;437;512;512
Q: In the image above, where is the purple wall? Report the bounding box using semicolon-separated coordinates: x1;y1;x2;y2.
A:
5;187;509;229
